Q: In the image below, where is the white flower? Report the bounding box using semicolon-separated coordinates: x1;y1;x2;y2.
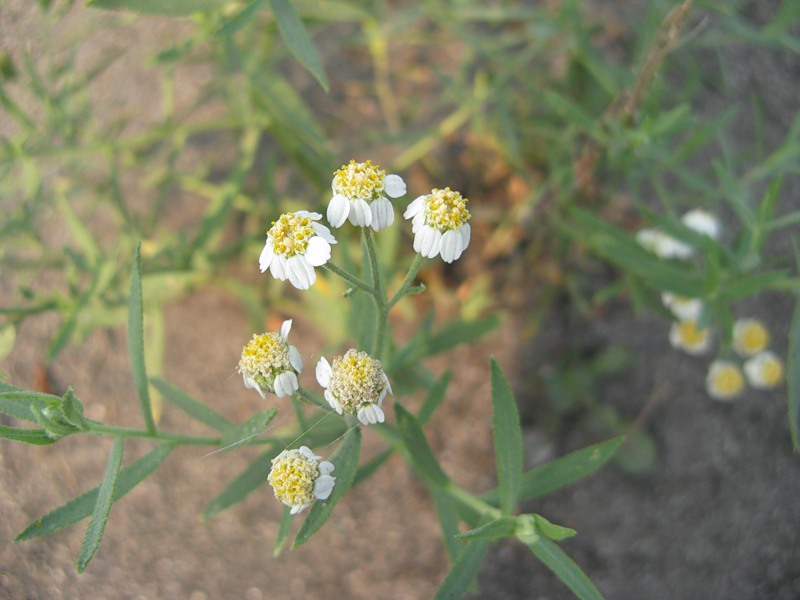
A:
259;211;337;290
661;293;704;322
706;360;745;401
403;187;471;263
682;209;721;240
327;159;407;231
669;319;712;355
732;318;770;357
316;349;392;425
238;320;303;399
268;446;336;515
744;351;784;389
636;228;693;260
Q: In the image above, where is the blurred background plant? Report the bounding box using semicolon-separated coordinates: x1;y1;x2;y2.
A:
1;0;799;597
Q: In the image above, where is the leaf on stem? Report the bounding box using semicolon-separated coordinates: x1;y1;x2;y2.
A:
17;444;173;541
204;448;281;520
128;243;156;434
418;370;452;425
432;539;489;600
490;358;523;515
525;536;605;600
151;377;234;433
77;438;123;572
0;425;55;445
395;404;449;486
293;427;361;548
0;390;60;422
87;0;229;16
457;516;517;541
788;296;800;450
268;0;330;92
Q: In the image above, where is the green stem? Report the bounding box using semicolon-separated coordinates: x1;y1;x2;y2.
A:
364;229;388;358
387;253;423;309
323;262;377;298
86;422;221;446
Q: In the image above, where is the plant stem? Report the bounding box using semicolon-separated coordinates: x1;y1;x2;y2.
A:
364;229;388;357
323;262;377;298
86;422;221;446
388;253;423;309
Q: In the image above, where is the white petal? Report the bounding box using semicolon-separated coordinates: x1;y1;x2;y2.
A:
415;226;442;258
440;229;464;263
242;374;266;399
357;404;385;425
270;255;288;280
324;390;342;414
318;461;335;477
384;174;407;198
316;357;332;387
349;199;372;227
273;371;298;397
327;194;350;228
312;222;337;244
682;209;721;240
286;255;315;290
298;446;321;460
280;319;292;339
290;505;305;515
370;197;395;231
259;240;274;273
313;475;336;501
403;195;426;220
288;345;303;373
296;210;322;220
460;223;471;250
305;236;332;267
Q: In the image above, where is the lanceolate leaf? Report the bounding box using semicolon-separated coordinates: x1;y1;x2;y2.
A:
77;438;123;573
220;409;278;450
490;359;523;515
418;370;452;425
0;425;55;445
151;377;234;433
17;444;173;541
128;243;156;434
268;0;330;91
0;391;60;422
293;427;361;548
204;448;281;520
788;296;800;450
457;516;517;540
525;536;605;600
395;404;449;486
433;539;490;600
88;0;229;16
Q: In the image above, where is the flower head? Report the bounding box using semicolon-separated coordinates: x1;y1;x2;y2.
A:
732;318;770;357
403;187;472;263
706;360;745;401
662;293;704;322
315;349;392;425
682;209;721;240
327;160;407;231
259;211;337;290
636;228;693;260
268;446;335;515
669;320;712;355
238;320;303;398
744;351;784;389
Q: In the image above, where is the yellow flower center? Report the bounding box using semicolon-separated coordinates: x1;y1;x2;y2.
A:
268;213;315;257
424;187;471;231
238;332;290;389
710;364;745;398
734;321;769;355
328;349;386;414
268;450;319;510
332;159;386;203
677;321;708;347
757;358;784;387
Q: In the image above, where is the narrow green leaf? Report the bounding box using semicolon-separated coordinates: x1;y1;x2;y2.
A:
788;297;800;450
17;444;173;541
87;0;229;16
0;323;16;361
293;427;361;548
273;505;294;557
268;0;329;91
215;0;265;37
433;539;489;600
128;243;156;434
0;425;55;445
426;316;500;356
431;485;463;563
491;359;523;515
457;516;517;540
533;514;577;541
353;448;392;487
220;409;278;450
418;370;452;425
0;391;60;422
526;537;605;600
395;404;449;486
77;438;123;572
151;377;234;433
204;448;280;520
482;437;624;504
61;389;87;430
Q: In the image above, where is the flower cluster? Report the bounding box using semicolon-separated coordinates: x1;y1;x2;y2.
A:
328;159;406;231
238;320;302;398
268;446;336;514
316;349;392;425
637;209;721;260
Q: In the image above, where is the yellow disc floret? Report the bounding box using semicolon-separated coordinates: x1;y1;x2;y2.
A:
268;449;320;511
424;187;471;232
328;349;386;414
332;159;386;203
268;213;316;257
676;321;708;348
733;319;770;356
238;332;290;390
707;361;745;400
